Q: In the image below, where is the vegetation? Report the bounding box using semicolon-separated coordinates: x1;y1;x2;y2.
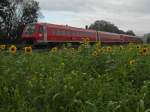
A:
0;0;40;41
87;20;136;36
144;34;150;43
0;42;150;112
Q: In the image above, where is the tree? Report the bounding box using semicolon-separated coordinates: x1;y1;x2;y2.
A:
85;25;88;29
0;0;40;42
126;30;136;36
118;30;126;34
88;20;120;33
144;33;150;43
87;20;136;36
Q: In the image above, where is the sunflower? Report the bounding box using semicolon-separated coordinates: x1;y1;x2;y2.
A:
83;37;90;43
107;47;112;53
140;47;148;56
51;47;58;53
83;37;90;47
9;45;17;54
25;46;32;54
136;45;141;49
92;51;98;57
0;45;6;49
129;60;136;65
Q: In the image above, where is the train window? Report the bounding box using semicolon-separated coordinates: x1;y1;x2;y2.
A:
66;30;70;36
66;31;70;36
80;32;82;36
73;32;77;36
52;29;54;35
62;30;66;36
56;30;61;36
71;31;73;36
73;32;76;36
52;29;56;35
71;31;74;36
79;32;82;37
24;24;35;34
77;32;80;36
39;26;44;33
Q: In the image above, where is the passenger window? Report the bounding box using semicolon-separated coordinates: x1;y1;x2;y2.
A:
62;30;66;36
39;26;44;33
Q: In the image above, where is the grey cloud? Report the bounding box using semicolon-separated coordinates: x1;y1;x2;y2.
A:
36;0;150;14
37;0;150;35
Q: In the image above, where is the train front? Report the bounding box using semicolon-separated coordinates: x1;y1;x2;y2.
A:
22;24;38;44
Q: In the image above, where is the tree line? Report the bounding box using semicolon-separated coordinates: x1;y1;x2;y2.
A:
86;20;136;36
0;0;40;43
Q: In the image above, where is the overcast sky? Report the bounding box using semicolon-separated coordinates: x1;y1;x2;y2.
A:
36;0;150;35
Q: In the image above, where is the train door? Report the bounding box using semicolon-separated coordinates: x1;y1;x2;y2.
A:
97;32;101;42
38;25;47;42
38;25;44;40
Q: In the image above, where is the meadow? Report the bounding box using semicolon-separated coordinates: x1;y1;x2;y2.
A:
0;41;150;112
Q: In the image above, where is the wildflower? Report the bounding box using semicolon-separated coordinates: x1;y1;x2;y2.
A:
51;47;58;53
83;37;90;47
129;60;136;65
9;45;17;54
25;46;32;54
83;37;90;43
140;47;148;56
107;47;112;53
136;45;141;49
0;45;6;49
92;51;98;57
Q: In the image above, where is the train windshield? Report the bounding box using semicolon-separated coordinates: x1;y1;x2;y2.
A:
24;24;36;35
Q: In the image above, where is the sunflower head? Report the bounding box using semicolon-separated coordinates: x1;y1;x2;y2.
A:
136;45;141;49
83;37;90;47
9;45;17;54
107;47;112;53
92;51;98;57
51;47;58;53
83;37;90;43
140;47;148;56
0;45;6;49
25;47;32;54
129;60;136;65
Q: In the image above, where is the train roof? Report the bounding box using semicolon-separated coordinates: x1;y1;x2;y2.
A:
98;31;141;38
36;23;96;33
98;31;120;36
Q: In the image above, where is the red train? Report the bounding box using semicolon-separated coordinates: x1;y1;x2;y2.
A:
22;23;142;45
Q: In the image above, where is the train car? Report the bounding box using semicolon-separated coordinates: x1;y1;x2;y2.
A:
120;34;142;44
22;23;97;44
98;31;123;44
22;23;142;45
